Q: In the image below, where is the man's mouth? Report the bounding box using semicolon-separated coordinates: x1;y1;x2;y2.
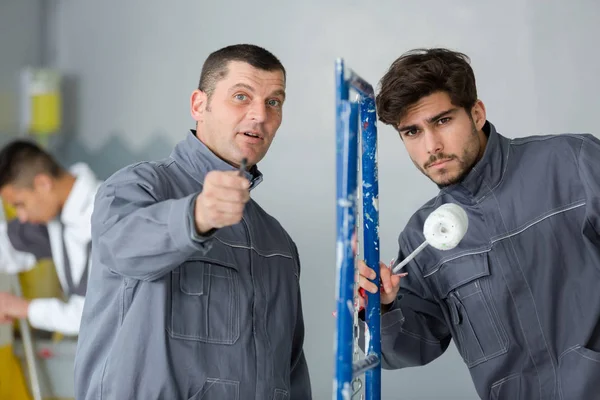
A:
242;131;262;139
427;158;453;169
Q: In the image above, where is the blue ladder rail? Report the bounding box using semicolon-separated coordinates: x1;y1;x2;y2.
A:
334;58;381;400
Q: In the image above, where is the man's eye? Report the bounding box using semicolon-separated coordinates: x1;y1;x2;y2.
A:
235;94;248;101
267;99;281;107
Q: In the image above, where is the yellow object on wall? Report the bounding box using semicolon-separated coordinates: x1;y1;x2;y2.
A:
21;68;62;137
31;91;61;136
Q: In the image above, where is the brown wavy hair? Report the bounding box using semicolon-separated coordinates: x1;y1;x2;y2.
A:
376;48;478;129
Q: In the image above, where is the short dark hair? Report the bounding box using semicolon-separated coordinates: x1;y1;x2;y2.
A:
376;48;478;128
197;44;286;99
0;140;64;188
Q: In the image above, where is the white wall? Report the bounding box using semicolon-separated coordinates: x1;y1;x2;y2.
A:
0;0;42;141
52;1;600;399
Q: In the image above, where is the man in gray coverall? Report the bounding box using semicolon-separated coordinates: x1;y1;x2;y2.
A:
357;48;600;399
74;44;311;400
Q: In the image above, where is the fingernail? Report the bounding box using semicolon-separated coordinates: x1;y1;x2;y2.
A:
399;273;408;277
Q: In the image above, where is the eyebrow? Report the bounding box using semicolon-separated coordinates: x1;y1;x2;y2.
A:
229;83;255;93
271;89;286;101
397;107;457;132
229;83;286;100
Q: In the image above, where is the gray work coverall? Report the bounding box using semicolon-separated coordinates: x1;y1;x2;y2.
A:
370;122;600;399
74;131;311;400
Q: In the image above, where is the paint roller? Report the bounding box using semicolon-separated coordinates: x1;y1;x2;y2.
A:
392;203;468;274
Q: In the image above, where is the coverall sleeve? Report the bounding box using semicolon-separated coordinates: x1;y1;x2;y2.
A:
360;234;451;369
92;165;214;281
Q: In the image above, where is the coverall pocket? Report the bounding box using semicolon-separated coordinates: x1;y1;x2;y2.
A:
558;344;600;400
189;378;240;400
435;252;508;368
170;258;240;344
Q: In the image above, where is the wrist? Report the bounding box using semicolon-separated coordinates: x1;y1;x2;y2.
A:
193;196;214;235
16;298;30;319
194;219;213;236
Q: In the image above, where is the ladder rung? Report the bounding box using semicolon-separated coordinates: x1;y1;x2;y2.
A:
352;354;380;378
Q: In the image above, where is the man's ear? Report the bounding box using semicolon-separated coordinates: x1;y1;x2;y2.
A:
471;99;487;131
32;174;53;193
190;89;208;123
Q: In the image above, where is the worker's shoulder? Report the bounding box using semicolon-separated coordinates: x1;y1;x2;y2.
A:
102;157;177;188
509;131;597;151
507;132;600;171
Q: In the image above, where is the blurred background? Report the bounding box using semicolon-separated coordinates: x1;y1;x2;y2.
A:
1;0;599;399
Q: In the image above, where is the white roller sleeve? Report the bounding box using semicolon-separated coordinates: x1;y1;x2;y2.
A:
423;203;468;250
392;203;468;274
